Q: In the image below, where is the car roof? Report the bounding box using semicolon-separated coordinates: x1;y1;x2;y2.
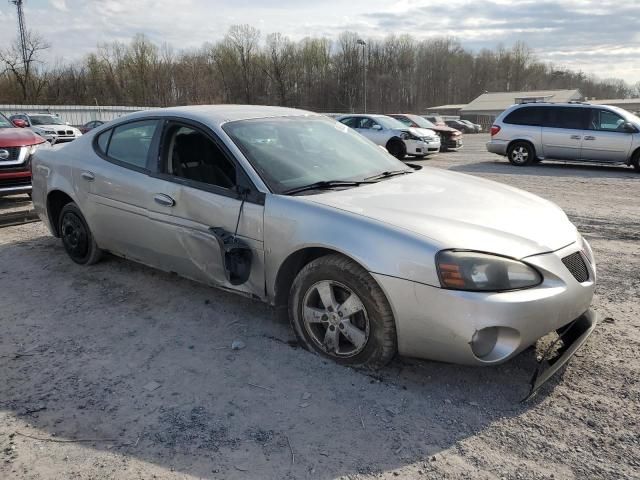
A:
120;105;321;126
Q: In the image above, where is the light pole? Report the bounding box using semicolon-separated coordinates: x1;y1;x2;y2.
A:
357;39;367;113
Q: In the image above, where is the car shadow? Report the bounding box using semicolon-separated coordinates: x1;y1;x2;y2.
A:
448;160;638;179
0;234;563;479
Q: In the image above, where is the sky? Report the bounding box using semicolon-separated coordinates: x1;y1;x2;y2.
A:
1;0;639;85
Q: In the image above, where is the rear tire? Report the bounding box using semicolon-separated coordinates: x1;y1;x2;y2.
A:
507;141;535;166
288;254;397;369
386;139;406;160
59;202;102;265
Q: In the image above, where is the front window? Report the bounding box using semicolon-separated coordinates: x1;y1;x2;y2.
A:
0;113;12;128
589;109;626;132
223;116;409;194
29;115;65;126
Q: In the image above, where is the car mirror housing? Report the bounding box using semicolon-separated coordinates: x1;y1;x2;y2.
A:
623;122;638;133
372;125;382;130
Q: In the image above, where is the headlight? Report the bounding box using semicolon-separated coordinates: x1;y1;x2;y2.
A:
401;132;422;141
423;136;438;142
27;143;41;155
580;235;595;265
43;130;56;135
436;250;542;291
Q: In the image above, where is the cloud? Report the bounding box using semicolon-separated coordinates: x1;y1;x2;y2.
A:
0;0;638;84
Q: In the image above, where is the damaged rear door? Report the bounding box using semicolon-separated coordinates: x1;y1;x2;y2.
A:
146;119;265;298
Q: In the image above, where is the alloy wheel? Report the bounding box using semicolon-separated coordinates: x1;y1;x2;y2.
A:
511;146;529;164
302;280;370;358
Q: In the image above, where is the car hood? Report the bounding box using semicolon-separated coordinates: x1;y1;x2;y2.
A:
427;124;461;135
32;124;73;130
306;168;578;259
0;127;45;147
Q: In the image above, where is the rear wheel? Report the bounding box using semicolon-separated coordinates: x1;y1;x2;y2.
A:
288;254;397;369
59;202;102;265
507;141;535;166
386;139;406;159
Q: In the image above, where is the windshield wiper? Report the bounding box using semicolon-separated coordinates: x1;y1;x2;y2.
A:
282;180;374;195
364;169;413;182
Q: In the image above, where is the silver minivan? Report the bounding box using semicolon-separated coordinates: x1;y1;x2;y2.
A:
486;103;640;171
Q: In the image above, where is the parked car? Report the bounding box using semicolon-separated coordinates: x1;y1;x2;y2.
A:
0;112;48;196
459;119;482;133
424;115;446;126
389;113;463;151
31;105;597;396
337;114;440;158
445;119;475;134
487;102;640;171
9;113;83;143
79;120;105;134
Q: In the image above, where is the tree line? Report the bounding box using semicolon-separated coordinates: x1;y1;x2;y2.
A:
1;25;637;112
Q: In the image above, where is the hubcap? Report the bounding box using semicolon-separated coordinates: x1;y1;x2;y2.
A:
61;212;89;259
511;146;529;163
302;280;370;358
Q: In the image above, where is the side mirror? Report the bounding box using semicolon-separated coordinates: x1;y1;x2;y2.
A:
12;119;27;128
623;122;638;133
372;124;382;131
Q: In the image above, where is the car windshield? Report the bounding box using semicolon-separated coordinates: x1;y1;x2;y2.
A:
374;116;408;130
30;115;65;125
0;113;12;128
223;116;410;194
405;115;436;128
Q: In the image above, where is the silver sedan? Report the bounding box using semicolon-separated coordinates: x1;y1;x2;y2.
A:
31;106;597;392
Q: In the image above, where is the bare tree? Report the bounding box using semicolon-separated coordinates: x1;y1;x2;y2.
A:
0;30;50;101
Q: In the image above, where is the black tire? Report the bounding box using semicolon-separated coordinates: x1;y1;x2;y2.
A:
288;254;397;369
632;150;640;172
58;202;102;265
507;141;535;166
386;139;406;159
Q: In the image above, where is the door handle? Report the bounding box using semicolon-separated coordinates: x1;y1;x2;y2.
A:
154;193;175;207
81;171;95;181
570;135;582;140
584;136;596;141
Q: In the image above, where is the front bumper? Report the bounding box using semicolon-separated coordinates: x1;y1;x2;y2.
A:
373;242;596;365
442;136;463;151
0;170;31;195
405;138;441;155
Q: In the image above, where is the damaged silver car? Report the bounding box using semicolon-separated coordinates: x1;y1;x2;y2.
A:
31;106;597;396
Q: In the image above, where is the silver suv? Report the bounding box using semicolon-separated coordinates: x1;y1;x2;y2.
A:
486;103;640;172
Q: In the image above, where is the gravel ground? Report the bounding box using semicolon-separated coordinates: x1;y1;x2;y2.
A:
0;134;638;479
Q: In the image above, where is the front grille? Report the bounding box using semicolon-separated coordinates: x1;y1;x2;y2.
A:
0;177;30;187
562;252;589;282
0;146;22;161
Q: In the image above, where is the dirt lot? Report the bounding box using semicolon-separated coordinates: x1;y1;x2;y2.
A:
1;134;638;479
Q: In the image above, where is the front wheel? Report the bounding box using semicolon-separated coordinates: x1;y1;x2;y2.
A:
632;150;640;172
507;141;535;166
288;254;397;369
59;202;102;265
386;139;406;159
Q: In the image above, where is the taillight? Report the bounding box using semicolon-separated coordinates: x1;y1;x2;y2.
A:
490;125;501;136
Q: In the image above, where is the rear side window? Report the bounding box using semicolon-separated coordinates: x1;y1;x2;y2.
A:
340;117;357;128
503;107;546;126
546;107;587;130
97;120;159;169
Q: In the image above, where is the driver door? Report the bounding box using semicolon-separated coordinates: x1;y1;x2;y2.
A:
146;120;266;297
581;109;634;162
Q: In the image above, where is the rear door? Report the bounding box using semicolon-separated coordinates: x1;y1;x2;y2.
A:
581;108;633;162
541;107;588;160
145;120;265;297
77;119;177;267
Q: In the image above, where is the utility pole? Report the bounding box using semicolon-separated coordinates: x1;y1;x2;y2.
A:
357;39;367;113
10;0;29;71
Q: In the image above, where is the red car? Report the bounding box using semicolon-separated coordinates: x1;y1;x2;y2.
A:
0;113;47;196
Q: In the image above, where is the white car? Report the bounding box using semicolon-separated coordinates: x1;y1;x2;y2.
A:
338;114;440;159
10;113;82;144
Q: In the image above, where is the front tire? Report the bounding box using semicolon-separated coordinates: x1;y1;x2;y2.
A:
507;141;535;166
59;202;102;265
386;139;406;159
288;254;397;369
632;150;640;172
